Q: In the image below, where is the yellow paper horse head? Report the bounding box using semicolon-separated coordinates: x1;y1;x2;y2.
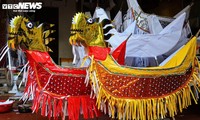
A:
69;12;113;47
8;16;55;52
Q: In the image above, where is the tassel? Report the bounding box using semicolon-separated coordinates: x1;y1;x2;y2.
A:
68;97;81;120
36;93;43;113
57;99;63;117
19;62;29;88
81;97;89;119
88;97;95;119
93;99;101;118
85;69;89;86
67;98;73;120
24;66;30;86
48;96;52;119
41;94;47;116
62;100;67;120
53;99;58;118
32;90;40;112
188;85;198;104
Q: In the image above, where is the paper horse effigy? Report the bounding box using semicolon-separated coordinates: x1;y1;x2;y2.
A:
7;16;99;120
69;12;200;120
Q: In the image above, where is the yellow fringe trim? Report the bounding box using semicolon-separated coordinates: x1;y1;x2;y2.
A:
88;58;200;120
95;84;198;120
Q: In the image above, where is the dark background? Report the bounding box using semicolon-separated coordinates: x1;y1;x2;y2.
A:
27;7;59;64
0;3;59;64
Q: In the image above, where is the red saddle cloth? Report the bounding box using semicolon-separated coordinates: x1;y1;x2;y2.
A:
23;50;100;120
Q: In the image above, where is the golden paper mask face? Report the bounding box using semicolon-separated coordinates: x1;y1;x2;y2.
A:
69;12;105;47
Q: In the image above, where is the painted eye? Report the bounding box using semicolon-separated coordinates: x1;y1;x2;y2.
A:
87;18;94;24
26;22;33;29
